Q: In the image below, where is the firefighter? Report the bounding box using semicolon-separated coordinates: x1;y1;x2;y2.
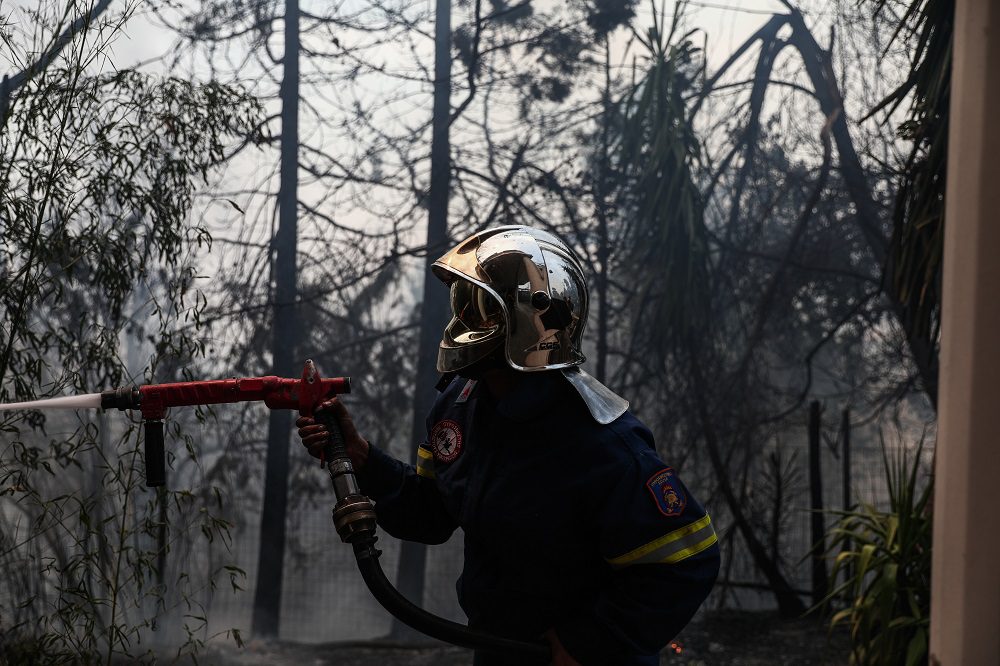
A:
297;226;720;665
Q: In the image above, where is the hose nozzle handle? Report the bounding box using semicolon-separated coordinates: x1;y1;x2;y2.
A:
143;420;167;488
318;409;348;466
315;406;376;542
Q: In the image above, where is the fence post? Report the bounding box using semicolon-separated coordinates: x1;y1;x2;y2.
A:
808;400;829;607
840;407;851;603
841;407;851;511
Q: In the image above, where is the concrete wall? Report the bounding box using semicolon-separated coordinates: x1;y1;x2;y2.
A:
929;0;1000;663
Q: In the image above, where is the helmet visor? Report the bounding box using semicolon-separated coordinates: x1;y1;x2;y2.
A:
449;280;503;334
437;280;505;373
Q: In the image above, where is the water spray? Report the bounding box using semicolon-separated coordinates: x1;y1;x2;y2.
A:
0;360;548;658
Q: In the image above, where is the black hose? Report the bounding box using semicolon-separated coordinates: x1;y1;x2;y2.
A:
351;536;550;659
313;400;545;658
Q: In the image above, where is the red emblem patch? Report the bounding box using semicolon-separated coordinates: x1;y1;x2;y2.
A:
455;379;477;404
430;419;463;463
646;468;687;517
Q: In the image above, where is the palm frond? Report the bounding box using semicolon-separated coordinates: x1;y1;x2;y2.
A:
613;3;710;358
871;0;953;389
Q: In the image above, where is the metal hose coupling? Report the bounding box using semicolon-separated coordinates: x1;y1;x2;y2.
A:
328;464;377;542
100;386;140;411
317;414;377;542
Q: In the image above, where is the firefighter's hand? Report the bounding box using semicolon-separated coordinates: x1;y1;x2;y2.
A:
544;629;582;666
295;397;369;471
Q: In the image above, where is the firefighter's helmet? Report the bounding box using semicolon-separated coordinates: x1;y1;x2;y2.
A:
433;226;588;373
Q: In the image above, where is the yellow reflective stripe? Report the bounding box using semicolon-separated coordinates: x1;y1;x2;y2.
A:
416;446;435;478
607;513;716;568
661;531;718;564
608;514;711;565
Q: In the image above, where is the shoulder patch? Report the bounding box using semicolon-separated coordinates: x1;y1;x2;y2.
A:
455;379;477;404
430;419;464;463
646;468;687;517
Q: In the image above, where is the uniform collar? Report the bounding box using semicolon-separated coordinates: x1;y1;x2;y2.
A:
493;371;566;423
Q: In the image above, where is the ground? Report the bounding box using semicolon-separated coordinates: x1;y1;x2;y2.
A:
198;611;850;665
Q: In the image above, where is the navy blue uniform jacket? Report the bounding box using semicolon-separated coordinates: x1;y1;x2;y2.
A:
357;372;720;665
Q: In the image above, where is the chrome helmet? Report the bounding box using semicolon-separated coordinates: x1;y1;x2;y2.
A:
433;226;588;373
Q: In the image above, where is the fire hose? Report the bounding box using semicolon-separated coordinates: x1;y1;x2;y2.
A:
2;360;548;659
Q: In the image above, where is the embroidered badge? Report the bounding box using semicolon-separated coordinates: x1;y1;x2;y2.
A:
455;379;477;404
430;419;463;463
646;468;687;517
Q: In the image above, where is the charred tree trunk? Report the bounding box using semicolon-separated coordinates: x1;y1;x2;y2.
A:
391;0;453;636
252;0;300;638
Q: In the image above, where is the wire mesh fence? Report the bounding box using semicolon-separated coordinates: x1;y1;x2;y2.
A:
0;399;932;651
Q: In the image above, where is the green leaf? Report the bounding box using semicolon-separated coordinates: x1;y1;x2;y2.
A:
905;628;928;666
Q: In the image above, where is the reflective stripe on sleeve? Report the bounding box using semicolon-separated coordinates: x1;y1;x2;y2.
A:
606;513;718;569
416;445;435;479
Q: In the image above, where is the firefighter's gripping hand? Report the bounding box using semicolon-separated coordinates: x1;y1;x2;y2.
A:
295;397;370;471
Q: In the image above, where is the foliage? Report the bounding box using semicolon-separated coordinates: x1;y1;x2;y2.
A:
0;0;260;661
869;0;953;398
1;63;260;401
0;420;246;664
819;441;932;666
613;3;710;357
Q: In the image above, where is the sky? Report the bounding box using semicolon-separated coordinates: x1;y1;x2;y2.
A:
113;0;794;72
